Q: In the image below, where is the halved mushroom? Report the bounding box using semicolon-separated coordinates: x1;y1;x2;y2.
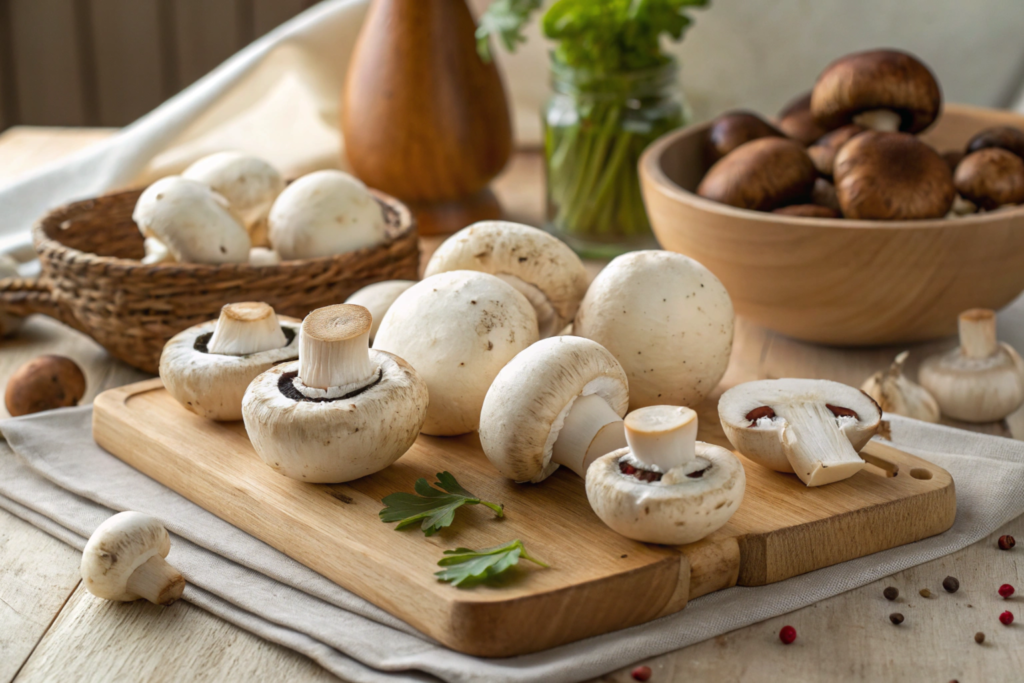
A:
479;336;629;483
697;137;817;211
423;222;588;339
160;302;299;421
344;280;416;343
706;111;783;163
807;124;864;178
586;405;745;545
919;309;1024;423
966;126;1024;160
719;379;882;487
243;304;428;482
833;131;955;220
81;511;184;605
133;176;251;264
373;270;539;435
811;49;941;133
953;148;1024;211
777;92;830;146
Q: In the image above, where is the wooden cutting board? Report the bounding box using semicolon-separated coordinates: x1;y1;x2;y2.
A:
92;379;956;658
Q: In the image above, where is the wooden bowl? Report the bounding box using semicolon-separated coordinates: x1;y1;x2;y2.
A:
639;103;1024;346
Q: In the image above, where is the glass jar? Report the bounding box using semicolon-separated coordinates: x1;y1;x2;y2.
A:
543;58;687;258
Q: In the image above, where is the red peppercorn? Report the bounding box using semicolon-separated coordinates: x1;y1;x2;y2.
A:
998;535;1016;550
999;584;1015;598
779;625;797;644
999;610;1014;625
631;665;652;682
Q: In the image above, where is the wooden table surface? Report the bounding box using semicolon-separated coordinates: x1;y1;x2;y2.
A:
1;127;1022;683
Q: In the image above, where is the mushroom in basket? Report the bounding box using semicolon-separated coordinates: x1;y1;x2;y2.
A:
586;405;745;545
243;304;428;483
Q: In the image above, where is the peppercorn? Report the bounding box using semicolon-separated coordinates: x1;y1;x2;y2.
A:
999;583;1015;598
975;632;985;644
942;576;959;593
998;534;1016;550
889;613;904;625
883;586;899;601
631;665;652;682
779;625;797;644
999;610;1014;625
919;588;932;598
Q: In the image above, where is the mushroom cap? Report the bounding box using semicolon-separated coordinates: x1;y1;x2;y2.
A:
706;111;784;163
133;176;250;264
80;512;172;601
159;316;300;421
423;221;589;338
4;355;86;417
697;137;817;211
479;336;629;483
267;170;386;260
0;254;23;337
574;251;734;410
718;379;881;474
182;152;284;236
248;247;281;267
953;148;1024;211
807;124;865;177
772;204;840;219
965;126;1024;160
810;49;942;133
242;351;428;482
586;442;745;545
777;92;831;146
941;150;965;174
344;280;417;342
834;131;955;220
373;270;539;435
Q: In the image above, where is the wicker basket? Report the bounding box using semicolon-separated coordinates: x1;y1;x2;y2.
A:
0;188;419;374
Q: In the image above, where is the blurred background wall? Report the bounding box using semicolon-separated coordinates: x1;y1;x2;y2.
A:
2;0;1024;140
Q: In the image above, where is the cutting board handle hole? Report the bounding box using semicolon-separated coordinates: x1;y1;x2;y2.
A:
909;467;933;480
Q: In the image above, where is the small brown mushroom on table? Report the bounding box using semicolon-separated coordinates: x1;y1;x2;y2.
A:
953;148;1024;212
697;137;817;211
777;92;830;146
5;355;86;417
706;111;783;163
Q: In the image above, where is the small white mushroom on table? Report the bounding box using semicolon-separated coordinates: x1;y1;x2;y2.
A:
80;511;184;606
586;405;746;545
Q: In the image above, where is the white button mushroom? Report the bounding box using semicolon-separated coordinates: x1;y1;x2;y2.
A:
424;221;589;338
160;302;300;421
133;176;251;264
344;280;416;343
0;254;24;337
267;170;386;261
919;309;1024;423
574;250;734;410
373;271;539;436
141;237;174;265
242;304;428;483
80;511;184;605
586;406;746;545
183;151;284;248
248;246;282;267
479;336;630;483
718;379;882;487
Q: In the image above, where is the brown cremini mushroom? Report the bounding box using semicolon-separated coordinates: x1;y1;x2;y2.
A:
954;148;1024;211
811;49;941;133
833;131;955;220
808;125;865;177
777;92;830;146
773;205;840;219
697;138;816;211
811;178;842;213
706;111;783;164
5;355;86;417
966;126;1024;160
941;150;965;173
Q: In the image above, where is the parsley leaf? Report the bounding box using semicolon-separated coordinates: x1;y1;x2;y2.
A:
435;539;550;587
475;0;543;63
379;472;504;536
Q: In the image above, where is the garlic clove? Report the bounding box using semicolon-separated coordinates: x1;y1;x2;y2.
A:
861;351;940;423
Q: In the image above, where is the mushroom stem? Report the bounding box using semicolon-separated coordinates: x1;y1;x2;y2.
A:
959;309;999;359
207;302;287;356
852;109;901;132
495;274;560;338
125;554;185;605
624;405;698;471
551;394;626;477
776;402;865;486
299;304;376;390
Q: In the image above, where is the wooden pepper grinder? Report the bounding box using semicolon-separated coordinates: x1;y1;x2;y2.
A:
342;0;513;236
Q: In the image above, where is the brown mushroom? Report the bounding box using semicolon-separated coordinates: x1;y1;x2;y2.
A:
808;125;865;177
811;49;941;133
954;148;1024;211
811;178;842;213
777;93;830;146
5;355;86;417
833;131;955;220
697;138;817;211
965;126;1024;160
941;150;965;173
773;204;840;219
706;111;783;164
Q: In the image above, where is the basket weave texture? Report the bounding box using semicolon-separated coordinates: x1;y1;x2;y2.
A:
0;188;419;374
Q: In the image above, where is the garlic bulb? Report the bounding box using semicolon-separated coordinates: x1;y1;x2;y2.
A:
861;351;940;423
